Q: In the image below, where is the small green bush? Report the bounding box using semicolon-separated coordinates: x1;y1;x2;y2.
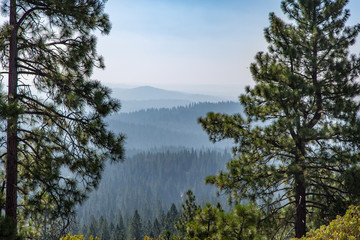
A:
294;205;360;240
60;234;99;240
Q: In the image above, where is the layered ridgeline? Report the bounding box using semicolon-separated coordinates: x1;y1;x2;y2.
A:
76;87;241;228
107;103;241;149
110;86;230;112
106;87;243;150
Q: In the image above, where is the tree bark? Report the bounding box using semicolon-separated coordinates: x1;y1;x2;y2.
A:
295;170;306;238
5;0;18;238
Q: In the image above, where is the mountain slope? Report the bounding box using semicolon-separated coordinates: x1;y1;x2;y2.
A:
112;86;224;101
107;101;243;150
111;86;230;112
77;149;230;225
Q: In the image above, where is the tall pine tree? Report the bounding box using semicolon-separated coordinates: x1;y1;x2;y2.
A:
0;0;124;238
199;0;360;238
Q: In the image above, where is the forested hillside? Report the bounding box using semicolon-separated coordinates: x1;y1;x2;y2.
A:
109;86;227;112
79;203;183;240
107;101;243;149
72;102;237;239
77;149;230;227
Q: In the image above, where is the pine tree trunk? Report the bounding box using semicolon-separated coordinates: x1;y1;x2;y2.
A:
295;171;306;238
5;0;18;238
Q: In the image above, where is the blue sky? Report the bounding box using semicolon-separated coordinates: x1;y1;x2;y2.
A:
93;0;360;98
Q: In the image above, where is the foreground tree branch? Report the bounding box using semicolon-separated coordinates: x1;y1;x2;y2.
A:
0;1;124;239
199;0;360;238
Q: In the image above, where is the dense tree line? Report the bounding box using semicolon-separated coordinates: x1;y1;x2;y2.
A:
78;204;181;240
63;205;360;239
77;149;230;226
72;193;360;240
106;102;242;149
111;102;243;132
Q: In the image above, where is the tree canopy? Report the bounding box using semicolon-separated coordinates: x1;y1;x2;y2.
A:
0;0;124;238
199;0;360;238
185;203;263;240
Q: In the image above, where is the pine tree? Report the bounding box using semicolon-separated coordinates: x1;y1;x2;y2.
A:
175;190;199;237
87;217;99;239
186;203;264;240
186;203;222;239
144;220;153;238
158;208;166;233
116;213;126;239
199;0;360;238
216;204;262;240
99;217;110;240
128;210;142;240
152;218;161;239
109;222;115;235
110;223;125;240
164;203;179;235
0;0;124;238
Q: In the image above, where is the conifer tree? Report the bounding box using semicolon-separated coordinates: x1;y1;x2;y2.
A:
186;203;264;240
199;0;360;238
186;203;222;239
87;217;99;239
99;217;110;240
0;0;124;238
116;213;126;238
128;210;142;240
175;190;199;237
164;203;179;235
152;218;161;239
110;223;125;240
144;220;153;239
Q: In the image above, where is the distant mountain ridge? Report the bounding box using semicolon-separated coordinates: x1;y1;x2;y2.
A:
111;86;225;101
110;86;229;112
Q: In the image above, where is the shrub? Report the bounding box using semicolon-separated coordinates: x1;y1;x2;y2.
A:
294;206;360;240
60;234;99;240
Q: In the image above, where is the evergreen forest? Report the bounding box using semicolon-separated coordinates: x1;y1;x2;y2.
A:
106;101;243;149
2;0;360;240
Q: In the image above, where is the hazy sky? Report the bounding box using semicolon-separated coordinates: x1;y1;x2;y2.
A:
95;0;285;98
93;0;360;98
2;1;354;99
